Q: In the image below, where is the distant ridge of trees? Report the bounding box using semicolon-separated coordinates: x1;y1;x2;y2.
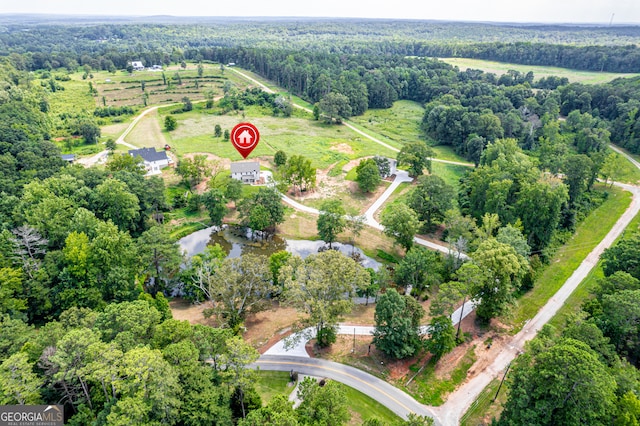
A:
3;21;640;73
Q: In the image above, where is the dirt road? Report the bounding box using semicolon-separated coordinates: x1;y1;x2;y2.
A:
433;182;640;425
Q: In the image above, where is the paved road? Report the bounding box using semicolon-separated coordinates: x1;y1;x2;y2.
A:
235;67;640;424
251;355;442;424
265;300;476;358
363;170;414;227
433;182;640;426
266;168;460;256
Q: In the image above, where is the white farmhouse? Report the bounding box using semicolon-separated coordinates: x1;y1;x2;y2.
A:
128;147;171;175
130;61;144;71
230;161;260;184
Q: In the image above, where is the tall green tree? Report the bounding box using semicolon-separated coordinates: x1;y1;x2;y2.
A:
106;153;145;175
205;255;274;330
164;115;177;131
355;158;381;193
109;346;182;425
499;338;617;426
598;289;640;364
397;142;433;177
0;352;43;404
563;154;594;204
238;394;298;426
0;267;26;318
373;289;424;359
296;378;350;426
224;177;243;208
425;316;456;359
394;246;442;293
407;175;455;231
471;238;528;322
137;225;183;295
317;92;352;124
380;203;421;251
282;251;369;347
282;155;316;195
202;188;228;226
274;150;287;168
220;336;260;419
238;187;285;234
316;200;346;249
93;178;140;232
176;155;210;188
602;232;640;279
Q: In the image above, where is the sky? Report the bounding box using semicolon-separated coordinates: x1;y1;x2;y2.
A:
1;0;639;24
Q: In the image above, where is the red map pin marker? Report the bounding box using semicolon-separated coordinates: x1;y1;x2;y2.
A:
231;122;260;159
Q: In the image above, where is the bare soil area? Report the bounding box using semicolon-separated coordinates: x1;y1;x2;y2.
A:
170;298;216;326
330;143;355;155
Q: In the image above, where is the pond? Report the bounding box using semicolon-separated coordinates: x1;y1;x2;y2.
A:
178;225;381;270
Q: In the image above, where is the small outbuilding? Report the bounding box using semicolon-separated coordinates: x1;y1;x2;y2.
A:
61;154;76;164
230;161;260;184
128;147;171;175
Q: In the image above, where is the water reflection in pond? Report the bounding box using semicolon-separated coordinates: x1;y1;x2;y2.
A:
178;225;381;270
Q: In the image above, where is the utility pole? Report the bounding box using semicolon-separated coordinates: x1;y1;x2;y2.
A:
456;296;466;341
493;360;513;402
353;328;356;354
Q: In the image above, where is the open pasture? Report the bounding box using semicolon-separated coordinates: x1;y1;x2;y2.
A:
440;57;640;84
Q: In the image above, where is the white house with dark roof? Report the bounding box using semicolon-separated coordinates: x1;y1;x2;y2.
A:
128;147;171;175
230;161;260;184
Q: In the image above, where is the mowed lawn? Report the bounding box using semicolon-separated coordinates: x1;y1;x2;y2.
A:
253;372;401;425
141;105;398;169
440;57;640;84
349;100;425;149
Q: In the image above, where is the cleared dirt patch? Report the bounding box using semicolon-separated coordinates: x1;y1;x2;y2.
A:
330;142;355;155
170;298;216;326
242;302;301;350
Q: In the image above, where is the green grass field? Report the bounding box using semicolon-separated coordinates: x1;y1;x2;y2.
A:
506;185;632;332
349;100;425;147
254;371;294;404
610;151;640;185
160;105;397;168
548;208;640;330
253;372;401;424
460;379;506;426
431;162;470;191
335;382;402;424
440;58;640;85
46;76;97;136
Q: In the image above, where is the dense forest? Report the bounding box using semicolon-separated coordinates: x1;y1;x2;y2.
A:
1;18;640;72
1;16;640;425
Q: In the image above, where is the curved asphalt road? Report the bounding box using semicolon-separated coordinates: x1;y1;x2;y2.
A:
95;68;640;425
251;355;442;425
